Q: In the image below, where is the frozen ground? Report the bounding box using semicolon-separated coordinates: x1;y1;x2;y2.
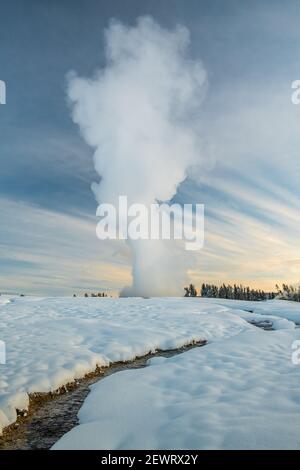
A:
52;298;300;450
54;327;300;450
0;296;251;434
1;296;300;449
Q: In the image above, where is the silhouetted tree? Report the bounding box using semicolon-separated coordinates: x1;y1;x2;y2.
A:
198;283;273;301
184;284;198;297
276;283;300;302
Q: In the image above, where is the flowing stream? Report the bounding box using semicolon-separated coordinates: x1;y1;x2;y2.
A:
0;341;205;450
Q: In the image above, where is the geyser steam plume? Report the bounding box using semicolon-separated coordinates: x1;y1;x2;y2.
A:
67;16;207;297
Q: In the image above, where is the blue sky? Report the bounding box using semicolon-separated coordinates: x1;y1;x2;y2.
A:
1;0;300;294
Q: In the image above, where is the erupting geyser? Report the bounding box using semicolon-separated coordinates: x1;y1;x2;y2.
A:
67;16;207;297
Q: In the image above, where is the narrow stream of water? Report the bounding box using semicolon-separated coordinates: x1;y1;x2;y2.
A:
0;342;205;450
0;312;278;451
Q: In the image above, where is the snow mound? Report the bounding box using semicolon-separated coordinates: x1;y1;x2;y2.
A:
52;298;300;450
53;327;300;450
0;296;252;434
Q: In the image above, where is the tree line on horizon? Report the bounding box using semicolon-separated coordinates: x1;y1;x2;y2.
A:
184;283;276;301
275;284;300;302
72;292;108;298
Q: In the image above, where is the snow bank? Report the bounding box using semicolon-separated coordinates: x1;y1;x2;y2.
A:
207;298;300;325
0;296;252;434
53;327;300;450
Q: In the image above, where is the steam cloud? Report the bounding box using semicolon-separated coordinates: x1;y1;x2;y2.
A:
67;16;207;297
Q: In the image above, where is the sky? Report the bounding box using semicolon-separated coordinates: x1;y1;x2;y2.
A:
1;0;300;295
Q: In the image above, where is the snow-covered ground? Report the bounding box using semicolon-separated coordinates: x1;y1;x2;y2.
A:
0;296;250;434
53;298;300;450
1;296;300;449
53;327;300;450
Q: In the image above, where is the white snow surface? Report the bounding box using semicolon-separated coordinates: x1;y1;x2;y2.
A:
52;298;300;450
1;295;300;449
0;296;252;434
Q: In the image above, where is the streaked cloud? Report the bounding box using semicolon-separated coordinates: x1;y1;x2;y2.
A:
1;1;300;293
0;198;131;295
